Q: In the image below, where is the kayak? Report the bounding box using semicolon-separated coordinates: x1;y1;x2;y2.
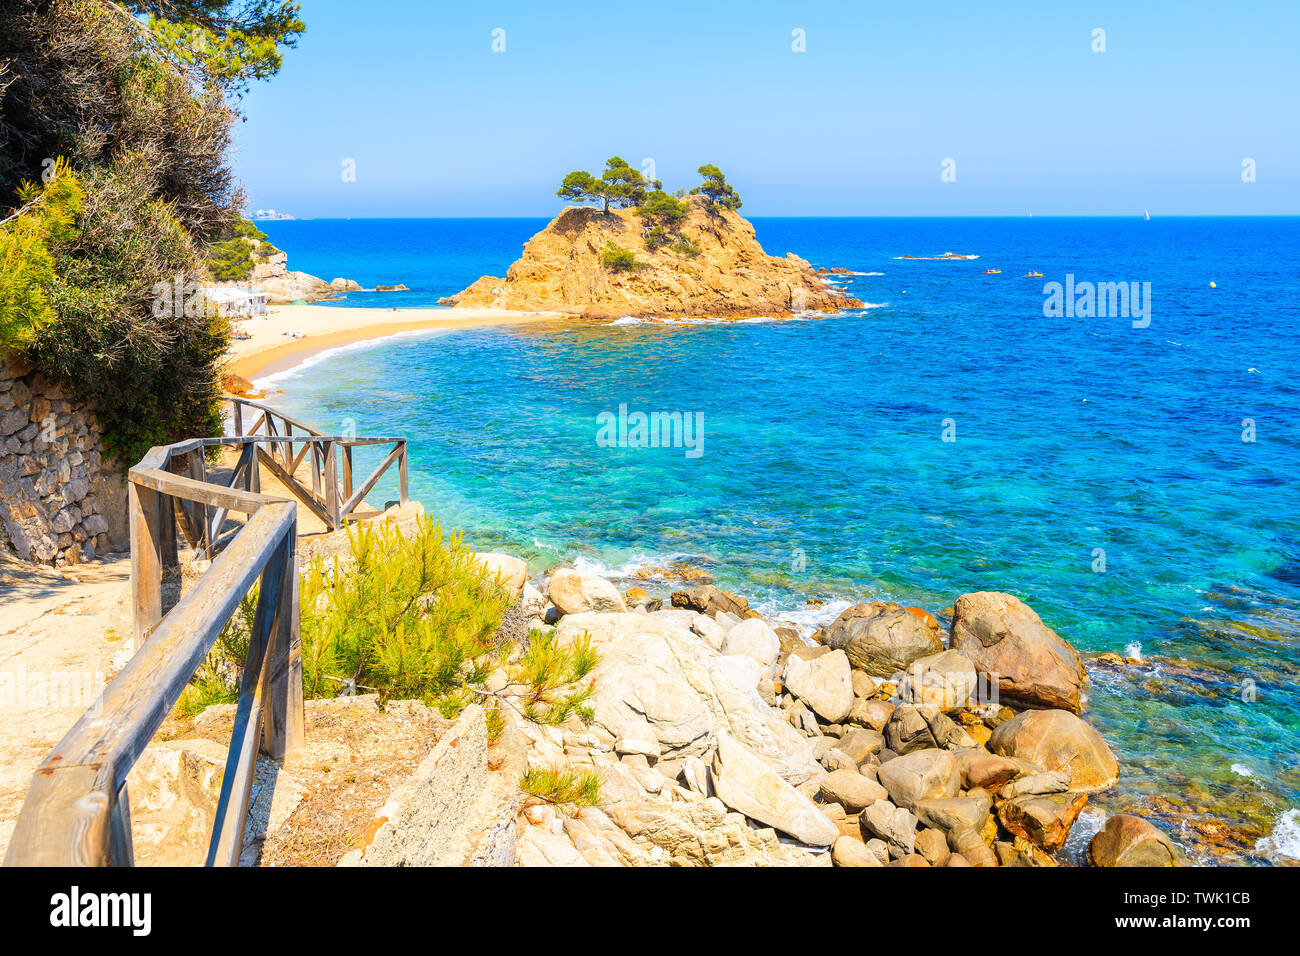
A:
1024;272;1043;278
983;269;1001;274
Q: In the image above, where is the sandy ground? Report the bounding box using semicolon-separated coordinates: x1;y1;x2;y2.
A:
227;303;565;382
0;553;134;858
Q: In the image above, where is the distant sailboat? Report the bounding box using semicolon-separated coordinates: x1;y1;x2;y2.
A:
1144;209;1150;220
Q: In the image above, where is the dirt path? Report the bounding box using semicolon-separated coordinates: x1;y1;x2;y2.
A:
0;552;134;857
0;448;408;860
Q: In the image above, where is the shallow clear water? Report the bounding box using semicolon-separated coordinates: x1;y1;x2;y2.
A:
260;216;1300;863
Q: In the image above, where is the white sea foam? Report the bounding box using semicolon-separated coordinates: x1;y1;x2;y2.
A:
1256;809;1300;862
1125;641;1144;661
1230;763;1255;778
1061;807;1109;865
755;597;854;637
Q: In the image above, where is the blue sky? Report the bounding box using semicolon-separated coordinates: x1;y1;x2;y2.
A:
233;0;1300;217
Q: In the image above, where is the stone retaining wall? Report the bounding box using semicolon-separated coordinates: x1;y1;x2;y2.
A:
0;354;127;566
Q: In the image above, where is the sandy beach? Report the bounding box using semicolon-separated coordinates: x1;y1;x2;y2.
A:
226;303;565;382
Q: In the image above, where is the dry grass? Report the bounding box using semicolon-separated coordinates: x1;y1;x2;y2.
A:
158;695;451;867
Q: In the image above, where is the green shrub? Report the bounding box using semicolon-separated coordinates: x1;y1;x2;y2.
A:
510;628;597;725
205;219;282;281
19;158;231;465
0;159;84;350
520;767;602;806
601;241;639;273
636;189;688;225
298;516;514;706
669;236;700;258
174;516;600;729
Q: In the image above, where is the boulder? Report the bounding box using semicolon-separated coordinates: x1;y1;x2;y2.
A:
831;727;883;765
649;608;725;651
949;592;1087;713
848;698;894;732
896;649;978;711
875;749;961;811
681;755;714;797
722;617;780;671
948;827;997;867
913;792;993;835
988;709;1120;792
955;749;1027;791
473;552;528;598
998;770;1071;801
670;585;749;618
883;703;967;754
553;613;820;781
607;797;828;866
998;791;1089;853
710;733;839;846
996;838;1057;867
859;799;916;857
832;836;883;867
1087;814;1181;867
822;602;943;677
547;568;627;615
851;671;878;698
783;648;854;722
818;769;888;813
914;827;950;866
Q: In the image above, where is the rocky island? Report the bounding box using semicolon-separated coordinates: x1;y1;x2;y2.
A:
442;160;862;319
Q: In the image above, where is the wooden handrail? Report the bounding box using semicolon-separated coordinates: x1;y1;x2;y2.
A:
4;458;301;866
3;396;409;868
224;396;409;532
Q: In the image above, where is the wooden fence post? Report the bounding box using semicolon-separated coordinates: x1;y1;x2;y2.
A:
129;482;163;652
324;441;339;529
206;534;284;868
108;781;134;867
398;441;409;505
263;524;304;758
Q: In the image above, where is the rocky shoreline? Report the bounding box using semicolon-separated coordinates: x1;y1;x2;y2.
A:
497;564;1183;867
441;200;862;319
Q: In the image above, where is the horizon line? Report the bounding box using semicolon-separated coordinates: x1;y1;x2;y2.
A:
250;213;1300;222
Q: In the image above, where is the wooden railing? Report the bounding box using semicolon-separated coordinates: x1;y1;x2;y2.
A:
228;396;409;532
2;401;410;867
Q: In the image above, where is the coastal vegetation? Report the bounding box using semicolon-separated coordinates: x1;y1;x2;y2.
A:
520;767;602;807
600;241;640;272
690;164;743;211
557;157;658;212
556;159;743;256
206;218;283;281
0;0;302;463
179;516;599;726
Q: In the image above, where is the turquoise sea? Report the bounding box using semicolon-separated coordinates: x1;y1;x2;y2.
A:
258;216;1300;864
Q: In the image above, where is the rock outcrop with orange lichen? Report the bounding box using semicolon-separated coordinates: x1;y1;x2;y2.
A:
441;198;862;318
